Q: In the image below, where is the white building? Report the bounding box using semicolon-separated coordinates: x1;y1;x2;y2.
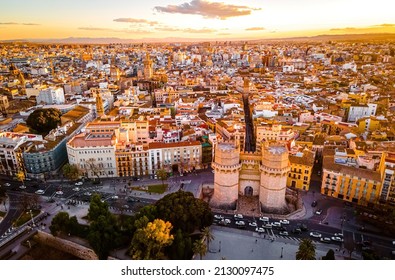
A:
66;132;117;178
347;103;377;122
0;132;43;175
148;141;202;176
36;87;65;105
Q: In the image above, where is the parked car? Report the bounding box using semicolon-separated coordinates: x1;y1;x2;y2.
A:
234;214;243;219
320;237;331;243
310;232;322;238
255;227;265;233
331;236;343;242
72;187;80;191
214;214;224;220
279;231;289;236
74;181;83;186
35;189;45;195
3;183;11;187
334;233;343;237
235;220;245;226
259;216;270;222
315;209;323;215
19;185;26;189
280;219;290;225
249;222;257;227
311;200;317;207
55;190;63;195
219;218;231;225
271;222;281;227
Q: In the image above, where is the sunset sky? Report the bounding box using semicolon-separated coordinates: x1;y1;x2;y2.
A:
1;0;394;41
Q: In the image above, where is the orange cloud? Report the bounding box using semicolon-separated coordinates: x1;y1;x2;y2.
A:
154;0;261;20
0;22;39;25
113;18;158;26
156;26;215;33
245;27;265;31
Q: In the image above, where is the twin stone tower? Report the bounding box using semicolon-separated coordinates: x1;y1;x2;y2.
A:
211;141;290;214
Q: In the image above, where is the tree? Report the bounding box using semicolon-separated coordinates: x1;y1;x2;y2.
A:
62;163;80;181
88;213;120;260
201;226;214;250
84;158;103;181
155;191;213;234
156;169;168;188
87;194;120;259
87;194;110;221
16;170;25;186
296;239;316;260
322;249;335;260
155;191;213;260
192;239;207;260
26;108;62;133
50;212;72;236
129;219;174;260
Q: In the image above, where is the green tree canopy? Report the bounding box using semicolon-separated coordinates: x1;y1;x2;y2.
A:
26;108;62;133
87;193;120;259
62;163;80;181
87;194;110;221
49;212;72;236
155;191;213;234
296;239;316;260
88;213;120;260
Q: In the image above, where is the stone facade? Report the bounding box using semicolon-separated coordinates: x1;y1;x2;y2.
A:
212;141;290;213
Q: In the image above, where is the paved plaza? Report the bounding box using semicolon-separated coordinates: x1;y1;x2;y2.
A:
200;226;345;260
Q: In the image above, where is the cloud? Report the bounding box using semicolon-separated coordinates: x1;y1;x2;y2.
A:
372;23;395;27
22;23;40;26
113;18;158;26
154;0;261;20
0;22;18;25
217;32;231;36
245;27;265;31
329;27;357;31
0;22;40;25
156;26;215;33
79;27;114;31
79;26;152;34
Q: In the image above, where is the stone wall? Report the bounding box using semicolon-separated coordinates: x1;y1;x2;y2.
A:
34;231;98;260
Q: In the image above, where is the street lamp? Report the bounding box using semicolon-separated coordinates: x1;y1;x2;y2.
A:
29;210;36;227
280;247;283;258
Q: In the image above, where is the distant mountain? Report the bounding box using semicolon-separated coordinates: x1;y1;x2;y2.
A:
256;33;395;43
2;33;395;45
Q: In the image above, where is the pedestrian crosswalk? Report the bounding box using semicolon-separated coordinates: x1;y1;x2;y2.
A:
253;231;319;244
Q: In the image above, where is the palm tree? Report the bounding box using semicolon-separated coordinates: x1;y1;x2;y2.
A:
201;227;214;250
296;238;316;260
192;239;207;260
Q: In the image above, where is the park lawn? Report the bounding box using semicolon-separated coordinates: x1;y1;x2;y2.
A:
131;184;168;194
14;209;40;227
148;184;167;194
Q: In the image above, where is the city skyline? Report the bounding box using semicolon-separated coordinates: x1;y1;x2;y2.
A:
1;0;395;41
